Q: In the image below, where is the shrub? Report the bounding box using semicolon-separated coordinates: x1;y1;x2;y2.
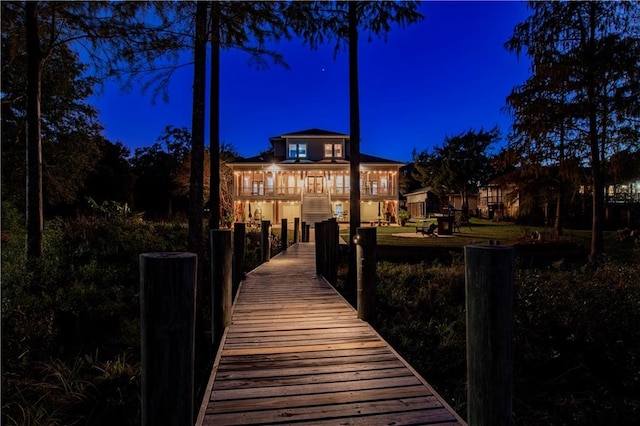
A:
1;214;186;426
368;259;640;424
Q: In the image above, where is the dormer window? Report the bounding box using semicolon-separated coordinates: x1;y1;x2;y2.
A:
324;143;343;159
288;143;307;159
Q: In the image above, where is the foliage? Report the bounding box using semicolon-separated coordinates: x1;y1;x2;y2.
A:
367;259;640;425
81;140;135;208
1;213;187;425
2;351;140;426
505;1;640;262
397;209;411;222
414;127;500;213
129;126;190;219
1;9;105;215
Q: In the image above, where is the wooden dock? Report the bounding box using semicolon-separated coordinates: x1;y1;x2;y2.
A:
197;243;465;425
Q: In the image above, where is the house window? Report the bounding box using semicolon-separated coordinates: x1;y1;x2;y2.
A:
288;143;307;159
324;143;343;159
252;181;264;195
243;177;250;195
266;176;274;195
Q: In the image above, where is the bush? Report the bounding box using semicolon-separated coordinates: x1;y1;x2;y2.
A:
513;263;640;425
1;214;187;425
367;259;640;424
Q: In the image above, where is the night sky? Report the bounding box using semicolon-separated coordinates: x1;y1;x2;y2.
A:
90;1;532;162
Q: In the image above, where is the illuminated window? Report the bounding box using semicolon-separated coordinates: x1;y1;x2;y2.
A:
288;143;307;159
324;143;343;159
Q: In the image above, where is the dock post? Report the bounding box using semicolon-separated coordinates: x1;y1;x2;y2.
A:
305;224;311;243
301;221;307;242
293;217;300;244
211;229;232;345
140;252;196;426
315;222;325;275
328;218;338;284
261;220;271;263
465;245;514;426
355;227;376;322
232;222;246;293
281;218;288;251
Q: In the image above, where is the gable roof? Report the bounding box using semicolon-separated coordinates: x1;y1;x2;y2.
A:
278;128;349;137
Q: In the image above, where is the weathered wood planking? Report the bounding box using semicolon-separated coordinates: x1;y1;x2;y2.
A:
197;243;465;426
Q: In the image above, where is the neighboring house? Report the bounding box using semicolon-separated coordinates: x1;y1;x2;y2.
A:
404;187;439;218
228;129;403;226
445;193;478;213
582;178;640;228
477;183;519;220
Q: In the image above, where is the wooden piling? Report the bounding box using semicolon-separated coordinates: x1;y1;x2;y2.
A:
327;218;338;284
293;217;300;244
281;218;288;251
232;222;246;291
210;229;232;345
315;222;324;275
465;245;515;426
261;220;271;263
140;252;196;426
301;221;307;242
355;227;376;322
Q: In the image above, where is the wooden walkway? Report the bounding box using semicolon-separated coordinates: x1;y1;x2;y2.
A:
197;243;465;425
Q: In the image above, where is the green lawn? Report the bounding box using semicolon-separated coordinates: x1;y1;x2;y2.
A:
267;217;630;262
341;218;558;246
337;218;631;261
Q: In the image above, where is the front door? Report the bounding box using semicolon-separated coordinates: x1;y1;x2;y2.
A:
307;176;323;194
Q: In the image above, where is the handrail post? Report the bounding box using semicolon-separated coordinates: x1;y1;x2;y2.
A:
140;252;196;426
355;227;376;322
465;245;514;426
211;229;232;345
261;220;271;263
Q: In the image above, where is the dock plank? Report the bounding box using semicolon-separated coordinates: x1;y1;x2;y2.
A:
197;243;465;425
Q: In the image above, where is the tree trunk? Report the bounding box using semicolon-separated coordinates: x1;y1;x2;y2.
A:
587;3;604;264
189;2;208;338
348;1;361;298
553;125;565;238
188;2;207;255
209;1;221;230
25;1;44;262
553;191;563;238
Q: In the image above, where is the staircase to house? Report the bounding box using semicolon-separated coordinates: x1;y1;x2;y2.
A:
302;193;332;227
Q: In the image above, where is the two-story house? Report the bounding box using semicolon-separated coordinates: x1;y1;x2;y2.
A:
229;128;403;227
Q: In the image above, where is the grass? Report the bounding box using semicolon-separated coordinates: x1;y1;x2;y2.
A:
334;218;634;263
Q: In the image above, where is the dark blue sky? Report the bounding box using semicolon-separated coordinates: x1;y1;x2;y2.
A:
90;1;532;162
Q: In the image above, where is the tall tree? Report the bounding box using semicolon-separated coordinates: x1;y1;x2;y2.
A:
25;2;43;260
414;128;499;215
289;1;422;289
130;126;190;219
189;1;207;257
4;1;163;262
505;69;583;236
206;1;290;229
506;1;640;263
